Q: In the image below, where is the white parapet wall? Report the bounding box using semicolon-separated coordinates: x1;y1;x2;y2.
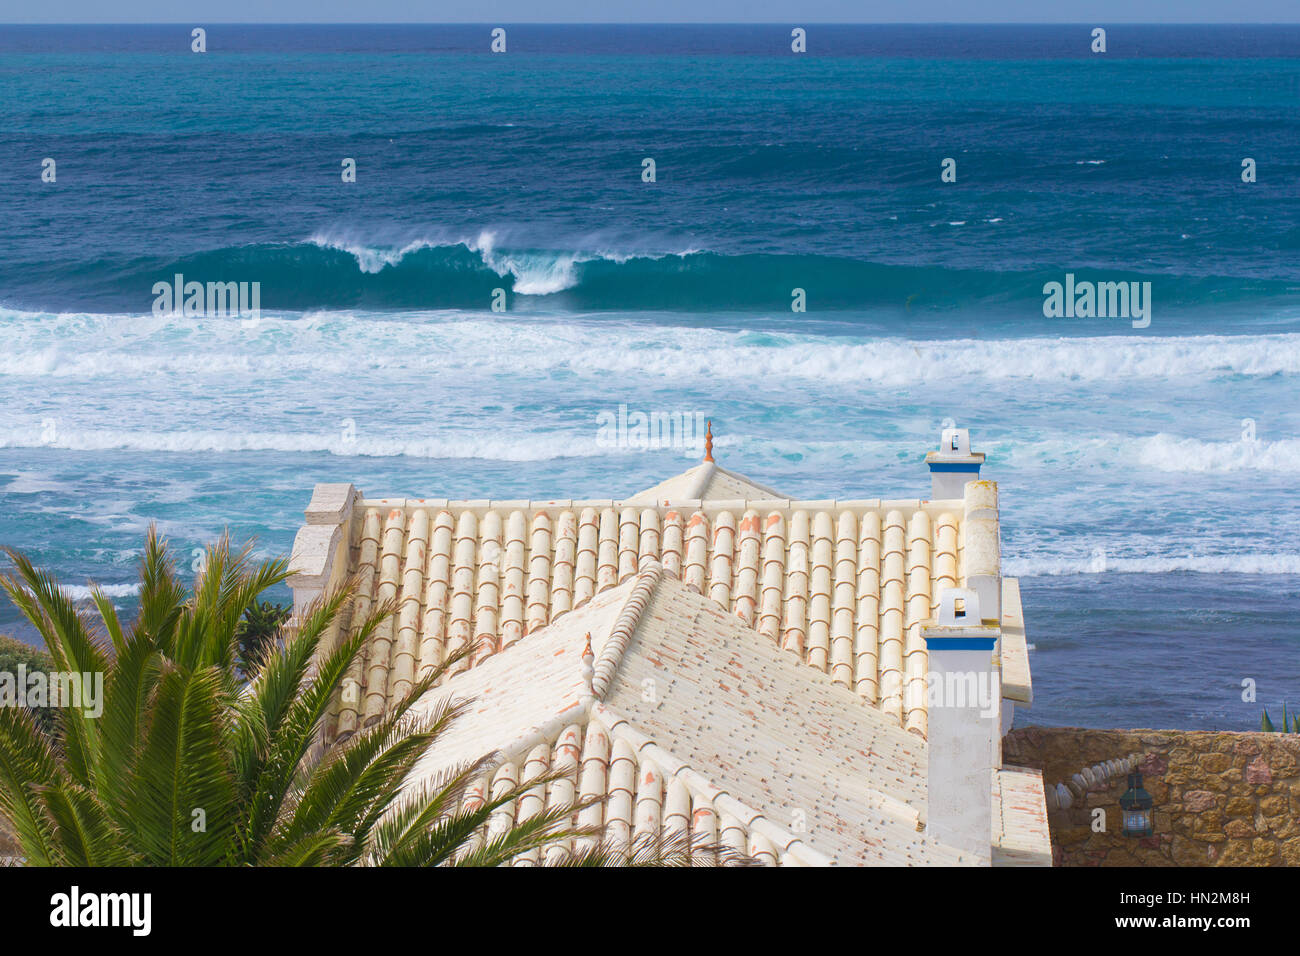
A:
962;479;1001;624
286;483;360;628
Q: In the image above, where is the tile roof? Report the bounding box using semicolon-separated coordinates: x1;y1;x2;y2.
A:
315;483;978;741
401;564;1042;866
992;765;1054;867
594;566;963;865
290;458;1048;866
400;571;830;865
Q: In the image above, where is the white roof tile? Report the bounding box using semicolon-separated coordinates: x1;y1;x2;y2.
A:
298;457;1043;865
397;564;1032;865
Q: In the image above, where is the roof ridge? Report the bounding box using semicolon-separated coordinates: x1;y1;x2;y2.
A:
684;461;717;500
590;560;664;699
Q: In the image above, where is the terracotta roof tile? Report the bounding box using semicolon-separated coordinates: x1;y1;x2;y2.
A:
323;471;1000;742
300;460;1039;865
393;567;994;865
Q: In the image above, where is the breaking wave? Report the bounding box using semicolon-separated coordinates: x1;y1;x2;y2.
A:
2;308;1299;386
7;233;1299;313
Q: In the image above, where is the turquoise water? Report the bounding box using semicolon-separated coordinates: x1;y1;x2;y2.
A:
1;24;1298;730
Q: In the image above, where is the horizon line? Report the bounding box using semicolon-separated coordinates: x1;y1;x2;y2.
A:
5;21;1300;26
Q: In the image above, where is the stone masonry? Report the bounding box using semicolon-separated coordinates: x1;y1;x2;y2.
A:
1003;727;1300;867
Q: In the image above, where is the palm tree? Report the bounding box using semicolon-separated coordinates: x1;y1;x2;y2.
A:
0;530;710;867
233;600;290;679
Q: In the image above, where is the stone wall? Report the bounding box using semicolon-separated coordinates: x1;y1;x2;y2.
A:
1003;726;1300;866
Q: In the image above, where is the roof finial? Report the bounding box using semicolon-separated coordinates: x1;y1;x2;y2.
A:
703;420;714;463
581;632;595;693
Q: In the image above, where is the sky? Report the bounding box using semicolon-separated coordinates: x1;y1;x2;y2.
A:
2;1;1298;24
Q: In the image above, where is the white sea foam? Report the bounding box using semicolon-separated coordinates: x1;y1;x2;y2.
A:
308;230;701;295
2;472;69;495
3;307;1299;386
307;229;589;293
0;425;668;461
304;230;703;296
997;434;1300;474
472;230;584;294
310;236;442;273
58;583;142;600
1134;433;1300;473
6;418;1295;482
1006;552;1300;576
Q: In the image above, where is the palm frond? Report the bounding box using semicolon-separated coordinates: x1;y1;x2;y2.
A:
134;526;185;655
40;782;132;867
0;705;64;866
279;692;466;859
441;795;603;868
258;828;353;867
237;613;362;859
362;755;505;865
90;587;127;657
0;549;109;786
0;548;109;679
371;760;602;867
95;637;165;825
127;665;237;866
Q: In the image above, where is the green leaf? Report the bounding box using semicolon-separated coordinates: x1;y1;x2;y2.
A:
127;665;237;866
0;705;63;866
40;782;132;867
0;549;110;787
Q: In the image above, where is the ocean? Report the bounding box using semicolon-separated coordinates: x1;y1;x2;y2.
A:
0;23;1297;731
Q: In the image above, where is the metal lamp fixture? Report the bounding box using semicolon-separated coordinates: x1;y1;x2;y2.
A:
1119;770;1154;837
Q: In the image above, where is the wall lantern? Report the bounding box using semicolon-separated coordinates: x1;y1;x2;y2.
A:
1119;770;1154;837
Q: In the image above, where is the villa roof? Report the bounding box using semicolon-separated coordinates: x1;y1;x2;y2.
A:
289;450;1048;866
403;565;1042;866
308;461;1000;741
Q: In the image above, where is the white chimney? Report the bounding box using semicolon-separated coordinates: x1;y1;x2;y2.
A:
925;425;985;500
922;587;1001;864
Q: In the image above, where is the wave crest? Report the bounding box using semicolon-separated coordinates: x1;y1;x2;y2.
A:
12;235;1300;313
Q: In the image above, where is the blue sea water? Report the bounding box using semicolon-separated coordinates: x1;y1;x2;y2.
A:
0;24;1298;731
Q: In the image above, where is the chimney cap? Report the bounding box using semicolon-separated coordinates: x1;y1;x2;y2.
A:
925;425;985;468
942;426;970;456
922;588;1000;644
935;587;982;626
